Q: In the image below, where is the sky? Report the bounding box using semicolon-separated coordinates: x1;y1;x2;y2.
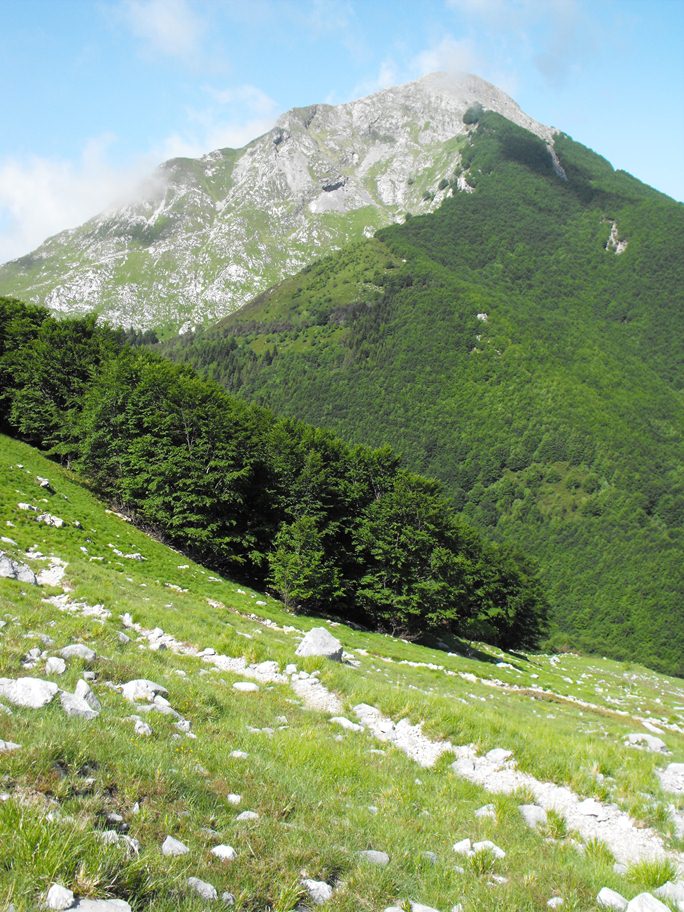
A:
0;0;682;263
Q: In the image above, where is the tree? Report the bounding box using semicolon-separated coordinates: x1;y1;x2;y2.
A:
268;516;342;612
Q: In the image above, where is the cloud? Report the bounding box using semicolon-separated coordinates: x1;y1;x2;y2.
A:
0;80;280;264
159;84;280;159
120;0;204;60
0;136;156;265
445;0;589;85
411;36;480;77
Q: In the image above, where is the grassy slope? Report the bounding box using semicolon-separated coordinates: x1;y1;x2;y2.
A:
163;115;684;675
1;436;683;911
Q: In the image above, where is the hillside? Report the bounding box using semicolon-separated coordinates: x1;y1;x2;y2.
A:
165;111;684;676
0;74;553;337
2;434;684;912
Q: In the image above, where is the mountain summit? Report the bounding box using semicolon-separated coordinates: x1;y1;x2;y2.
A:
0;73;554;334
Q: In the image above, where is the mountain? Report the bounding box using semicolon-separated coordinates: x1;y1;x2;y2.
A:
0;74;554;336
1;434;684;911
165;109;684;675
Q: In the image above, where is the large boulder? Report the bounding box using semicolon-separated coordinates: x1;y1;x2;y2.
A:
0;551;38;585
295;627;343;661
0;677;58;708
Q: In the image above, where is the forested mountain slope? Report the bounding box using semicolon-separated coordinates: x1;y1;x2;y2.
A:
166;111;684;675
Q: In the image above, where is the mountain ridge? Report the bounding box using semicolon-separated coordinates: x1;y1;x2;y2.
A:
0;72;556;334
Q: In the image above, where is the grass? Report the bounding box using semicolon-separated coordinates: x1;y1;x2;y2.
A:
1;433;683;911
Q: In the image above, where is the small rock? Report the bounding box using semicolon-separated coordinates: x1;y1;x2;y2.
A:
301;879;334;904
519;804;547;828
134;720;152;736
625;895;670;912
331;716;364;732
486;748;513;764
45;656;67;675
187;877;217;901
46;884;74;910
475;803;496;819
548;899;564;909
36;512;65;528
295;627;343;661
232;681;259;692
230;750;248;759
453;838;472;855
472;840;505;858
60;685;99;720
624;733;668;753
70;900;131;911
60;644;96;663
654;882;684;908
222;892;235;905
0;551;38;585
597;888;628;910
117;632;131;644
121;679;167;702
236;810;258;821
211;844;236;861
162;835;189;856
226;793;241;805
0;739;21;752
358;850;390;865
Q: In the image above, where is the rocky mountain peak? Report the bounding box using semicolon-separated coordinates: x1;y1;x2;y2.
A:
0;73;555;333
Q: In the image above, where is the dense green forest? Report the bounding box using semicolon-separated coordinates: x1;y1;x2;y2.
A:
165;112;684;675
0;295;548;647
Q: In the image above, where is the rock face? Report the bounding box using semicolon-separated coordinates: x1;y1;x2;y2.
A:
295;627;343;661
0;73;554;333
0;551;38;585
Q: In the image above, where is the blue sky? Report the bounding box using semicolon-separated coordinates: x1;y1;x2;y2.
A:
0;0;682;262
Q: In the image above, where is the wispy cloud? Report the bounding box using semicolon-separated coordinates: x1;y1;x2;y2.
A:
120;0;204;60
0;79;281;263
0;136;156;265
411;36;480;78
159;83;280;159
445;0;589;85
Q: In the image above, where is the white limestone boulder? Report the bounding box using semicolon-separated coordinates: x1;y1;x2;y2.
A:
295;627;343;661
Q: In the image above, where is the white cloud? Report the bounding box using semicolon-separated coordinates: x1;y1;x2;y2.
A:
0;83;280;263
121;0;204;60
158;83;279;159
445;0;588;85
0;136;156;265
411;36;480;77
